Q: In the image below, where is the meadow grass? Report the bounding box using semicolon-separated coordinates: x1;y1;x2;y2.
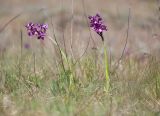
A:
0;45;160;116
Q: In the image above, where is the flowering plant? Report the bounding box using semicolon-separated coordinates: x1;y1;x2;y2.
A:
89;14;110;92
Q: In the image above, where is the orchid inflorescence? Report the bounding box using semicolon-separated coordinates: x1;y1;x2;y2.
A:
88;14;107;41
25;22;48;40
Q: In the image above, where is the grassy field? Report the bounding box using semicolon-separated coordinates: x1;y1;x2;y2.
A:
0;0;160;116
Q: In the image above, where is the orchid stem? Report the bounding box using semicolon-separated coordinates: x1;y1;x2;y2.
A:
103;39;110;93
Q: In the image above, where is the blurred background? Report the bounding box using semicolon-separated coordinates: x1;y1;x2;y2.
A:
0;0;160;59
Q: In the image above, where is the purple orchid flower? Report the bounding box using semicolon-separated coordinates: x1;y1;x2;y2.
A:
24;43;30;49
88;14;107;41
25;22;48;40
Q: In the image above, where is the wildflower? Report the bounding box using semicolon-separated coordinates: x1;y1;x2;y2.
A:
88;14;107;41
25;22;48;40
24;43;30;49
